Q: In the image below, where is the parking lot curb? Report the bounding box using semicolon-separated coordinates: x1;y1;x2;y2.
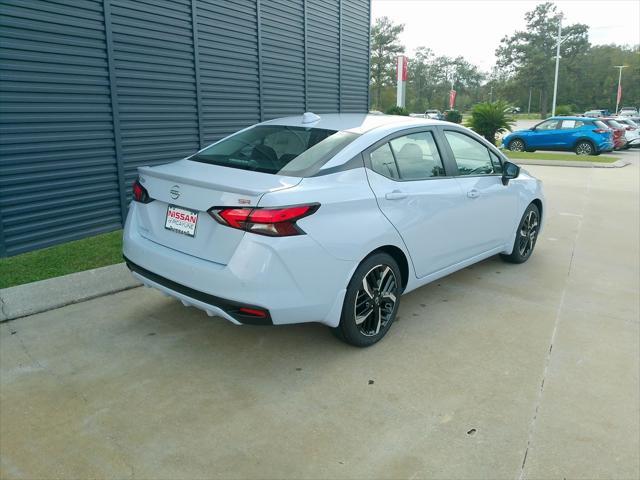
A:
0;263;141;322
514;159;630;168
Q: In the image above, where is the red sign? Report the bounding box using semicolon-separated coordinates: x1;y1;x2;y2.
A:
449;89;457;109
397;56;407;82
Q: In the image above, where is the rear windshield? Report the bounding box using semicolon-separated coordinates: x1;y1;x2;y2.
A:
189;125;359;176
605;120;623;129
594;120;609;130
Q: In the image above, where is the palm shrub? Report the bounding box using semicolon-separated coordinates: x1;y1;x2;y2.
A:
465;101;514;144
444;109;462;124
385;105;409;116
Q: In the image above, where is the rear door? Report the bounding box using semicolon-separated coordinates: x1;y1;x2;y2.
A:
440;129;518;257
557;119;586;148
364;128;469;278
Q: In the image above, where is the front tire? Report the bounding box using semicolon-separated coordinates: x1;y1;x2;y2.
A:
500;203;540;264
333;253;401;347
508;138;525;152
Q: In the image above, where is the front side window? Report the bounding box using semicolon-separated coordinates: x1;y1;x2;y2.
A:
190;125;360;176
444;130;501;176
535;120;559;131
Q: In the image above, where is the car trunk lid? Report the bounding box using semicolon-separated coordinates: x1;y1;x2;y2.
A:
135;159;302;264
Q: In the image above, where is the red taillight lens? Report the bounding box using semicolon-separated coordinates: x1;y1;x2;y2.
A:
593;128;609;133
209;204;319;237
217;208;251;229
132;179;152;203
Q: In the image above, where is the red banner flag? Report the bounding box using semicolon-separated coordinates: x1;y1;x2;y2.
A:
617;83;622;107
449;89;457;109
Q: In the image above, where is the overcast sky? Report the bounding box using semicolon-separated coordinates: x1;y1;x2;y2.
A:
371;0;640;72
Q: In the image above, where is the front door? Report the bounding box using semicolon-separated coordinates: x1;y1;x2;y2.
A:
526;119;561;149
441;129;519;256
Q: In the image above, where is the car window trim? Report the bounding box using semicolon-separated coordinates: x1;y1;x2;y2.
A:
362;126;454;182
438;126;504;178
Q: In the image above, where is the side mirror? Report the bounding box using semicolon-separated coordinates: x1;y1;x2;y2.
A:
502;161;520;185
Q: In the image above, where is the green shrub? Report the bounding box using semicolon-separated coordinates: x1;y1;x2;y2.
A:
444;109;462;124
385;105;410;116
465;101;514;144
555;104;573;116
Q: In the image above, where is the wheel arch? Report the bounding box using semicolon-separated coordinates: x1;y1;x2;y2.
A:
508;136;526;148
574;137;595;150
531;198;543;222
364;245;410;291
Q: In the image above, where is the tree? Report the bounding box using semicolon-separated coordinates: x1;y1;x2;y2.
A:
465;101;514;144
495;2;589;117
370;17;404;111
406;50;484;113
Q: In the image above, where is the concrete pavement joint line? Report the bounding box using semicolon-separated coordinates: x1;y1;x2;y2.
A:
517;168;593;480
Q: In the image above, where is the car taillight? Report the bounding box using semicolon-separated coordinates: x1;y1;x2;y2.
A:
132;179;152;203
209;204;319;237
593;128;609;133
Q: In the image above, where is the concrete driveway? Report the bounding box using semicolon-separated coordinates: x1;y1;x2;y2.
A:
1;162;638;479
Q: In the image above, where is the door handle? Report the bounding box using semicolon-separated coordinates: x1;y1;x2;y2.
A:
467;189;480;199
385;190;408;200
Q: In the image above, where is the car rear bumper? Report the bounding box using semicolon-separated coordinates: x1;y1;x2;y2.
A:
123;203;353;327
596;140;615;152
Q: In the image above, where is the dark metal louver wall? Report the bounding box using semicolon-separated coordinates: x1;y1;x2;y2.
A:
0;0;371;257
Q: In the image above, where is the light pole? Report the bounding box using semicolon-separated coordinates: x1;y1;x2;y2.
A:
551;15;563;117
613;65;627;114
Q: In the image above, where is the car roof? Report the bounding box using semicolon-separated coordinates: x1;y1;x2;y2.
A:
261;113;441;134
550;116;594;121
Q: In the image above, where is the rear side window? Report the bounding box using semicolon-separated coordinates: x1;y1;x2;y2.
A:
560;120;584;129
369;131;445;181
389;132;445;180
594;120;609;130
190;125;359;176
444;130;501;176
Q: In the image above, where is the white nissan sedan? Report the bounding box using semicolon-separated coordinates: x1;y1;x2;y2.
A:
123;113;544;346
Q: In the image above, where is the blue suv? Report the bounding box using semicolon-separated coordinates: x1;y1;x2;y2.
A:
503;117;614;156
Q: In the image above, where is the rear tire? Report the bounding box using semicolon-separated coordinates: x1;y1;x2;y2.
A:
575;141;595;156
500;203;540;264
333;253;402;347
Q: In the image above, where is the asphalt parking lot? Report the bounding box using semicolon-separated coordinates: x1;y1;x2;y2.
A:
1;156;639;479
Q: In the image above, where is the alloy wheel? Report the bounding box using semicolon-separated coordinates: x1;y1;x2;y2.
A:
518;210;539;257
509;139;525;152
576;142;593;155
354;265;398;336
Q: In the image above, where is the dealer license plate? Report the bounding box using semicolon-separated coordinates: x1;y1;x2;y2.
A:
165;204;198;237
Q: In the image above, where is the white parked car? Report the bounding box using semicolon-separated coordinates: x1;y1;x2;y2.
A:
618;107;638;117
124;113;545;346
615;117;640;147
